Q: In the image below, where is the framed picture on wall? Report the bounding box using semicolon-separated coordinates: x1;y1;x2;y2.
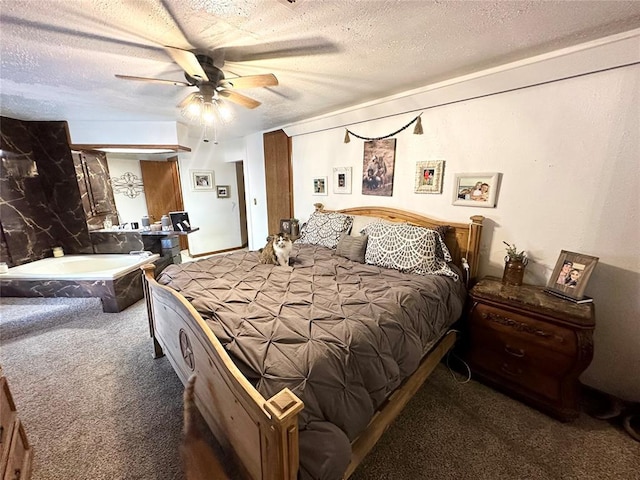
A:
333;167;352;194
415;160;445;194
313;176;328;195
191;170;214;191
362;139;396;197
452;172;500;207
216;185;230;198
544;250;599;301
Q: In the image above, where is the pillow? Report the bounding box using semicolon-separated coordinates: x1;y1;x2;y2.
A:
363;222;458;280
335;233;368;263
433;225;453;262
296;211;354;249
349;215;386;237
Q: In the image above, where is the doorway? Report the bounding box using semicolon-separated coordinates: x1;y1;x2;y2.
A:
140;157;188;252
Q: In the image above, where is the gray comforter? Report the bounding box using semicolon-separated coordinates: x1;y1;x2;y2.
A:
158;244;466;479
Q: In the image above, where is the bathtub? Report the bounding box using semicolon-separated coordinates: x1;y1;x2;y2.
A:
0;253;160;312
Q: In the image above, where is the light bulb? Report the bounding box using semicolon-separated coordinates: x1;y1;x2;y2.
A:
202;102;215;125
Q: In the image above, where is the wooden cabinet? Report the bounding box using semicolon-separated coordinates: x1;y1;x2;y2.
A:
72;151;117;225
464;277;595;421
263;130;293;235
0;375;32;480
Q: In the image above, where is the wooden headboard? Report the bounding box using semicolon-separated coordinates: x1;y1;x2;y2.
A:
317;205;484;281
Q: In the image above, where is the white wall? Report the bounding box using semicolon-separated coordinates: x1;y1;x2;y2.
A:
177;129;245;255
67;121;180;144
106;155;148;226
285;44;640;400
243;132;269;251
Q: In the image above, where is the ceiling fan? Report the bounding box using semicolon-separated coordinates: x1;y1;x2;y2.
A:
115;46;278;111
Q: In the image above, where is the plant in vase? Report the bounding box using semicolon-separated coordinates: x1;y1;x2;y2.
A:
502;241;528;286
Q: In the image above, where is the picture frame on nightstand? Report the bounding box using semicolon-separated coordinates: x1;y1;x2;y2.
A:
545;250;599;301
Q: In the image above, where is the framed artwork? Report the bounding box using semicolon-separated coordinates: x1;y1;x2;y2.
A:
415;160;445;194
333;167;352;194
280;219;292;234
452;172;500;207
216;185;230;198
313;176;328;195
362;139;396;197
191;170;214;191
545;250;599;301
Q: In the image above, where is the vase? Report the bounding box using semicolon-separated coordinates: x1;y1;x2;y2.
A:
502;258;526;286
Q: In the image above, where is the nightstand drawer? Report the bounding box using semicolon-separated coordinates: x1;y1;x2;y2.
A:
469;325;573;377
471;303;576;356
467;347;561;401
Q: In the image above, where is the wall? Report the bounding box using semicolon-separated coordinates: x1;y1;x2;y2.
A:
106;155;149;226
283;43;639;400
177;129;244;255
0;118;93;266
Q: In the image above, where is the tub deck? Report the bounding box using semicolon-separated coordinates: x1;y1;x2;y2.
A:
0;254;161;312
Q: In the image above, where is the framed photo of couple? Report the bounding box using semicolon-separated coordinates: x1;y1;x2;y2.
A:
545;250;599;301
452;172;500;207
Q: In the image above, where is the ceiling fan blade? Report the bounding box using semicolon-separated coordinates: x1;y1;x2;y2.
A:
217;37;339;63
218;90;261;109
164;46;209;82
115;74;190;86
222;74;278;89
177;92;199;109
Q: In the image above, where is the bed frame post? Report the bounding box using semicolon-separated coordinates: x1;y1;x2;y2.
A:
141;264;164;359
467;215;484;281
263;389;305;480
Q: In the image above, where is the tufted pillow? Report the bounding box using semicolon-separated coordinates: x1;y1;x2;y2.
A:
363;222;458;280
296;211;354;249
335;233;368;263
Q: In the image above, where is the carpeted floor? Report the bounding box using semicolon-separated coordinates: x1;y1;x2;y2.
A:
0;297;638;480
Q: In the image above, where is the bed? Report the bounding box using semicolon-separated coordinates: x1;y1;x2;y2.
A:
141;206;484;479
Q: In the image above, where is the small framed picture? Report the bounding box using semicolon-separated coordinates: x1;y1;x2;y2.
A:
333;167;352;194
216;185;230;198
452;172;500;207
313;176;328;196
415;160;445;194
191;170;214;191
280;219;292;234
545;250;599;301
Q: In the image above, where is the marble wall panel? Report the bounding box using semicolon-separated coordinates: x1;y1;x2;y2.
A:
90;231;144;254
30;122;93;254
0;117;94;266
1;117;60;266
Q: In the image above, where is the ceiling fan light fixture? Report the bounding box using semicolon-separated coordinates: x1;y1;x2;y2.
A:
202;102;215;125
215;101;233;123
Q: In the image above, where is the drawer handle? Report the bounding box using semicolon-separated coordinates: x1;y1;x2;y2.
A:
504;344;525;358
12;468;21;480
501;363;523;376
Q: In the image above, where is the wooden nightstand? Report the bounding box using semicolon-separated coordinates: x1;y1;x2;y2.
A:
464;276;595;421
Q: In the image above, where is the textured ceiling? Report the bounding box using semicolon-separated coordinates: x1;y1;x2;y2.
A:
1;0;640;142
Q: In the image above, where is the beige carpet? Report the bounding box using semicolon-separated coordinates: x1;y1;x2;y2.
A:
0;297;638;480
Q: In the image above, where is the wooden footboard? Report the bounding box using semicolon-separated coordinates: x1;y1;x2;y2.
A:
141;264;303;480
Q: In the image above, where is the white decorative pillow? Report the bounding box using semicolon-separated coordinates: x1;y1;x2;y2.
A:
296;211;354;249
363;222;459;280
349;215;386;237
